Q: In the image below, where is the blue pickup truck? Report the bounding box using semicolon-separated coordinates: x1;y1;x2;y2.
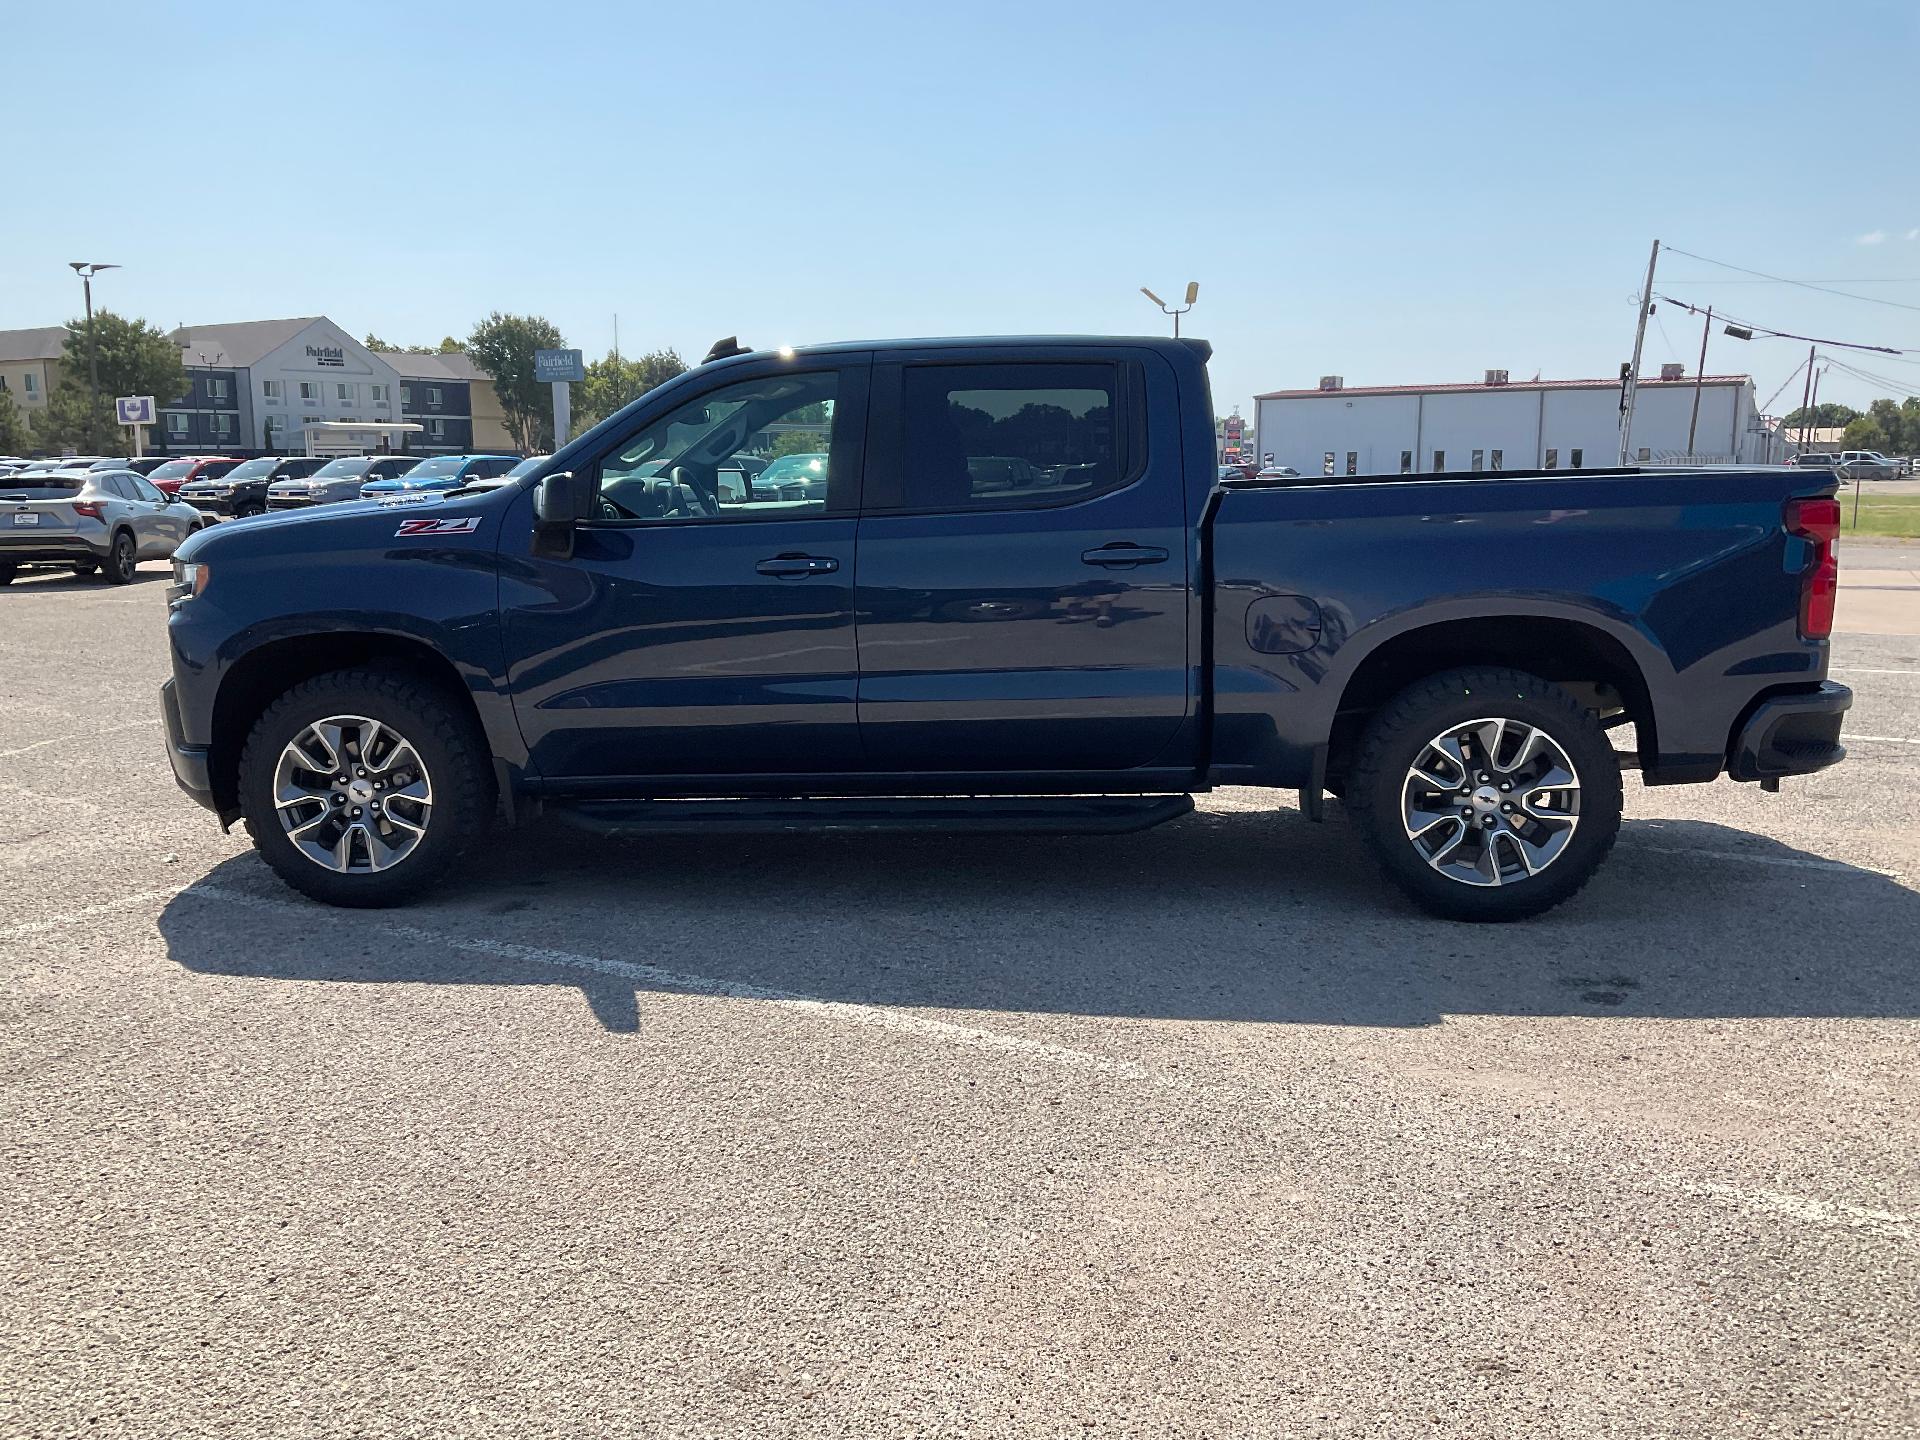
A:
160;336;1849;920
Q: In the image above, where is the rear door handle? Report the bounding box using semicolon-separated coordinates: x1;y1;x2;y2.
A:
756;554;840;578
1081;543;1170;568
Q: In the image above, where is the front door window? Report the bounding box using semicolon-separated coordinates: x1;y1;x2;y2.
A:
595;371;841;522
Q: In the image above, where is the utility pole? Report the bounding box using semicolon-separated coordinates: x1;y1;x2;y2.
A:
67;262;119;449
1686;306;1713;456
1797;345;1816;451
1806;362;1825;453
1618;239;1659;466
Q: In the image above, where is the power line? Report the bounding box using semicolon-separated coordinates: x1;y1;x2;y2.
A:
1758;355;1811;413
1662;245;1920;314
1654;294;1909;354
1821;355;1920;395
1661;276;1920;286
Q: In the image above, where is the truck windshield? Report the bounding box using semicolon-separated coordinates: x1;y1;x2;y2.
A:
225;458;280;479
314;458;374;478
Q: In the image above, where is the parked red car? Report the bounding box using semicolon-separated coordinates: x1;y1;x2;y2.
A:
145;455;245;498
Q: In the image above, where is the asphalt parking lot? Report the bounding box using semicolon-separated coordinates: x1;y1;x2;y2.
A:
2;542;1916;1438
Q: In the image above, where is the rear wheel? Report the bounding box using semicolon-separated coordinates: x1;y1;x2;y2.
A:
1348;667;1622;922
102;531;137;584
237;668;493;907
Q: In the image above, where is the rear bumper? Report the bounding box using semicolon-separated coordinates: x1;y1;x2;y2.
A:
1727;681;1851;782
0;534;108;564
160;678;218;812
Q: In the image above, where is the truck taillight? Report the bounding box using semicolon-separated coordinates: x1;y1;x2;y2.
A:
1785;496;1839;640
71;500;105;519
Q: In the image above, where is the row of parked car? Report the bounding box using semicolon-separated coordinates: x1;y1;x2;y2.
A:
0;451;538;586
0;452;535;517
1788;450;1910;480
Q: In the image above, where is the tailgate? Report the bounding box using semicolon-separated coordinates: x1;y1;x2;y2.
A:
2;497;80;535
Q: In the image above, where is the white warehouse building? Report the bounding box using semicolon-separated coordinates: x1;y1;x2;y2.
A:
1253;369;1785;479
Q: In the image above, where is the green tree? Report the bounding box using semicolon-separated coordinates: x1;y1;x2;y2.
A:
467;312;566;452
33;311;188;452
364;333;401;353
768;429;828;459
0;387;29;454
1865;397;1911;454
1899;397;1920;454
573;347;687;430
1841;416;1887;451
1781;402;1860;431
437;336;465;354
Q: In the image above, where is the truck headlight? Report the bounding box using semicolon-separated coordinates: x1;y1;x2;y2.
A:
169;559;210;602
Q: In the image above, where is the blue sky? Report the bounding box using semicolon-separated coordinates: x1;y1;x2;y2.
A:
6;0;1917;416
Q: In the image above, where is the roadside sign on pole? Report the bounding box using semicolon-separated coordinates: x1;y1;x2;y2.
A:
534;349;584;384
115;395;156;426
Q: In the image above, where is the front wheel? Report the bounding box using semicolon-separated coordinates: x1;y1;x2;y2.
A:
237;668;494;907
1347;667;1622;922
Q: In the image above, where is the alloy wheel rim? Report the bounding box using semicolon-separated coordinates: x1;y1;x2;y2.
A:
1401;716;1581;887
115;536;134;578
272;714;434;873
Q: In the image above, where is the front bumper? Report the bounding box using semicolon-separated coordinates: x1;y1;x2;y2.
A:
1727;681;1851;782
160;678;218;812
266;492;317;510
183;492;254;518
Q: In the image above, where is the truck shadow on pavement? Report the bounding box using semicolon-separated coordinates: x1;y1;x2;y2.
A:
157;808;1920;1032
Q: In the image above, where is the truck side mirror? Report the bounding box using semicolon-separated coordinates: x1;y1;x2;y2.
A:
532;469;586;558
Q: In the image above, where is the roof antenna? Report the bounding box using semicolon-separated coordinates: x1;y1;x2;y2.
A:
703;336;749;364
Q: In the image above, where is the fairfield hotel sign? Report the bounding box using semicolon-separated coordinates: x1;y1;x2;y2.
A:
305;344;346;368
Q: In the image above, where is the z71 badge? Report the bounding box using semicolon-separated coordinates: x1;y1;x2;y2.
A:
394;516;482;536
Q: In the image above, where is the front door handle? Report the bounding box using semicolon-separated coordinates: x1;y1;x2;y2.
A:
1081;542;1170;568
756;553;840;578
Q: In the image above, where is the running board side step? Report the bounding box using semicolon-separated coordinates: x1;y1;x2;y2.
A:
547;793;1196;837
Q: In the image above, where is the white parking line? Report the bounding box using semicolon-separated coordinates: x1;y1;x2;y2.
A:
174;883;1186;1087
0;717;156;761
1833;667;1920;677
1845;732;1920;745
4;879;1912;1243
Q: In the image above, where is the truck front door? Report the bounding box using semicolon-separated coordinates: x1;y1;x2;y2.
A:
853;352;1193;774
498;358;869;781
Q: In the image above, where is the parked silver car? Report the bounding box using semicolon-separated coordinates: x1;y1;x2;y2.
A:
0;469;203;584
266;454;423;511
1836;450;1898;481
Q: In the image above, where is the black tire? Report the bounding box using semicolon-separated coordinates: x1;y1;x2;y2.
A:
1347;667;1622;922
103;530;137;584
71;561;98;576
0;563;15;586
237;667;494;907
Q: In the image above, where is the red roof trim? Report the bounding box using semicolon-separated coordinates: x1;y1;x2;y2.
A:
1255;375;1754;401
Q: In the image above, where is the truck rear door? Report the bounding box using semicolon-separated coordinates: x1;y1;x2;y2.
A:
853;349;1192;772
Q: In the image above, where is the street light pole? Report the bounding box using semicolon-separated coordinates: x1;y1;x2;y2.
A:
1140;282;1199;338
67;261;119;449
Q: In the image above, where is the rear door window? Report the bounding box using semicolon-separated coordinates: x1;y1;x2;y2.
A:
875;362;1137;512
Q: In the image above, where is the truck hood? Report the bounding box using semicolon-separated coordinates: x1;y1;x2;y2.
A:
175;489;470;563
